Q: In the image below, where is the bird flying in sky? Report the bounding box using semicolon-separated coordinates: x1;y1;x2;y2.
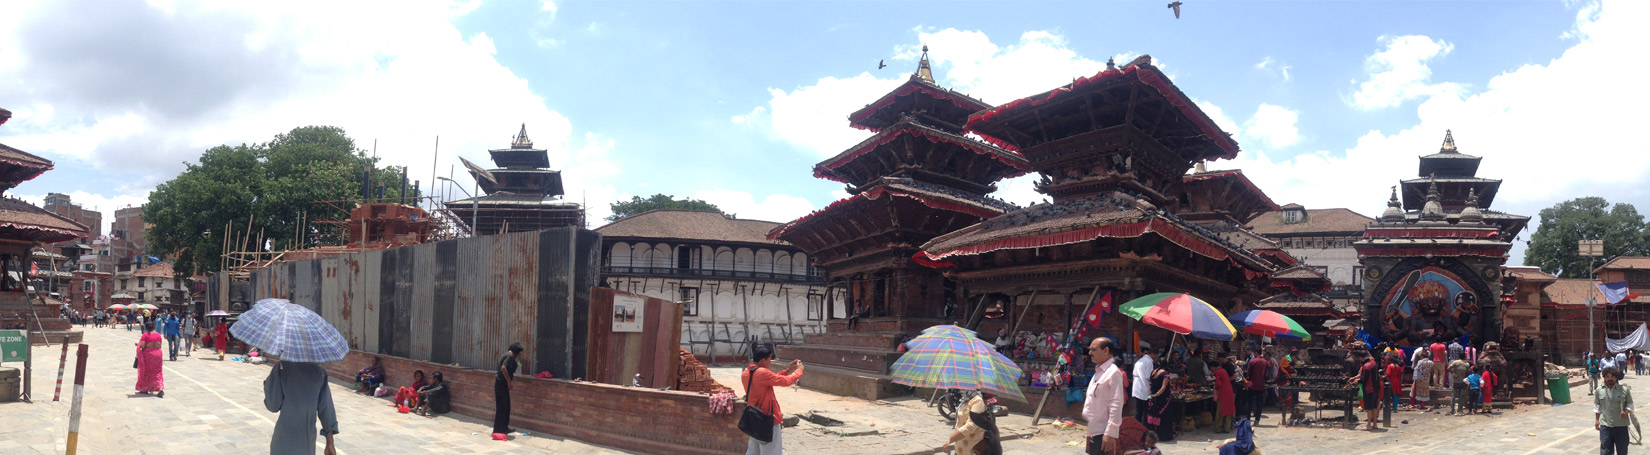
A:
878;59;886;69
1168;1;1182;19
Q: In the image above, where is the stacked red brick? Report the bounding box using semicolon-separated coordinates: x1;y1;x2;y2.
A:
676;348;732;394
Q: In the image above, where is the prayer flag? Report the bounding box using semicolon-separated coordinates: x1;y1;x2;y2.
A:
1076;291;1112;332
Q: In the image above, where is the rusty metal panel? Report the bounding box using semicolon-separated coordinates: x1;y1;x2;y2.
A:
320;256;341;339
292;259;316;311
431;240;458;364
481;234;509;372
361;249;382;354
454;235;488;369
505;232;539;373
410;242;437;360
333;252;356;347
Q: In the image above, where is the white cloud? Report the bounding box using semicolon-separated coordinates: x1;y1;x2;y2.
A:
906;29;1106;104
1229;0;1650;262
1194;98;1241;138
0;0;620;228
1255;56;1292;82
1242;104;1301;148
540;0;557;14
750;73;902;156
730;106;766;125
1349;35;1467;109
747;28;1108;158
691;189;816;223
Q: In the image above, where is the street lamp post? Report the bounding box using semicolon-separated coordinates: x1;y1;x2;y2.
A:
437;177;479;236
1582;239;1604;357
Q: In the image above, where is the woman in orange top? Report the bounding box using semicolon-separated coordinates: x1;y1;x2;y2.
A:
740;345;804;455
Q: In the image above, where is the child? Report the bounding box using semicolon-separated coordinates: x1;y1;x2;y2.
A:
1465;366;1483;414
1124;429;1161;455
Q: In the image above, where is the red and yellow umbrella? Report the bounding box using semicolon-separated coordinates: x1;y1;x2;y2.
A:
1117;293;1237;341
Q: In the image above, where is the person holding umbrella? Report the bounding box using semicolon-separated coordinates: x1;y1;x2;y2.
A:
237;298;348;455
214;316;230;361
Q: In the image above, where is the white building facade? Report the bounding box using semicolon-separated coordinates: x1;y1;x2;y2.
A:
596;210;845;361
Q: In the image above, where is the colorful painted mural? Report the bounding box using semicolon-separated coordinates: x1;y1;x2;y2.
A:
1380;266;1480;343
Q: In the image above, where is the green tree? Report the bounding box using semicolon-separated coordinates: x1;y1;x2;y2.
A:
1524;197;1650;278
606;194;723;221
145;126;419;276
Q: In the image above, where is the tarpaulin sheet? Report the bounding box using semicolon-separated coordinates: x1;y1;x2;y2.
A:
1607;322;1650;353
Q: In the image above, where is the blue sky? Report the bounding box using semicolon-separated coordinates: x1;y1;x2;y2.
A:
1;0;1645;266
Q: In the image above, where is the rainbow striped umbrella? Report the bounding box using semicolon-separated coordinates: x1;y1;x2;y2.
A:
890;325;1026;402
1117;293;1238;341
1228;310;1312;341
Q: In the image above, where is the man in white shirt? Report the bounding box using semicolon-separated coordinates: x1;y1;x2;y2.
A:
1131;341;1156;423
1084;337;1125;455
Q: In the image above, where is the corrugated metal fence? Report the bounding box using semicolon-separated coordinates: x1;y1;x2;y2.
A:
233;228;601;378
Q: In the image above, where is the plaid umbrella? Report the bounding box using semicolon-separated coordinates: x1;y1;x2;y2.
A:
890;325;1026;402
229;298;348;363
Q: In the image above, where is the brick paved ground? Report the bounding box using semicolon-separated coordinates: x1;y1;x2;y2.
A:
715;365;1637;455
1;326;633;455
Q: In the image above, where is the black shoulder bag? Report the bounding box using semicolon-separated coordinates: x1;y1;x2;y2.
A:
737;366;775;443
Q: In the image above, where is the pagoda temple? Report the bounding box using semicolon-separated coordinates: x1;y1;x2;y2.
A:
768;47;1032;399
1357;130;1528;348
444;125;584;235
915;56;1281;381
0;106;91;346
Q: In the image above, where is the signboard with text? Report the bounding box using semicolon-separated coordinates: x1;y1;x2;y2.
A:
0;330;27;363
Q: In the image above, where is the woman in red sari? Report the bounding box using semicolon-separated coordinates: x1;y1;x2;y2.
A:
135;322;165;397
213;319;229;361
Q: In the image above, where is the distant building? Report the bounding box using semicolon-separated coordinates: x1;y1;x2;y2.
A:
1541;278;1600;365
595;209;843;361
1501;266;1555;352
1247;204;1374;307
43;193;101;272
103;206;147;274
120;262;186;313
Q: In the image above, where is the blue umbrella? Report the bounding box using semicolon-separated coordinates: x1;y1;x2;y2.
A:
229;298;348;363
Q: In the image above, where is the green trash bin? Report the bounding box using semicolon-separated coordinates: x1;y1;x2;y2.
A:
1548;374;1571;404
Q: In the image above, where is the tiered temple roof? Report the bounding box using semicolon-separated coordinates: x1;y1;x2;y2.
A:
0;108;88;244
445;125;584;234
917;56;1280;294
770;49;1028;277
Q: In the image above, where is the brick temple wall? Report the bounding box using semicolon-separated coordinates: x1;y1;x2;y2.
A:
322;350;746;455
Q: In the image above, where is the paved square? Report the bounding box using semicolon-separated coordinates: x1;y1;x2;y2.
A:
2;327;632;455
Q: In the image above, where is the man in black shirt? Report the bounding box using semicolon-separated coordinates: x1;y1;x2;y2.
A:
494;343;523;436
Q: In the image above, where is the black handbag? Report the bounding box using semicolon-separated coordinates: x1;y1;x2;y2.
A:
737;366;775;443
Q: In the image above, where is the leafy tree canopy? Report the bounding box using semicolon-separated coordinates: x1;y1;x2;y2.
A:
1524;197;1650;278
606;194;723;221
145;126;418;275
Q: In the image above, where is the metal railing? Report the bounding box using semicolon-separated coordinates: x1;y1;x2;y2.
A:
600;266;825;283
